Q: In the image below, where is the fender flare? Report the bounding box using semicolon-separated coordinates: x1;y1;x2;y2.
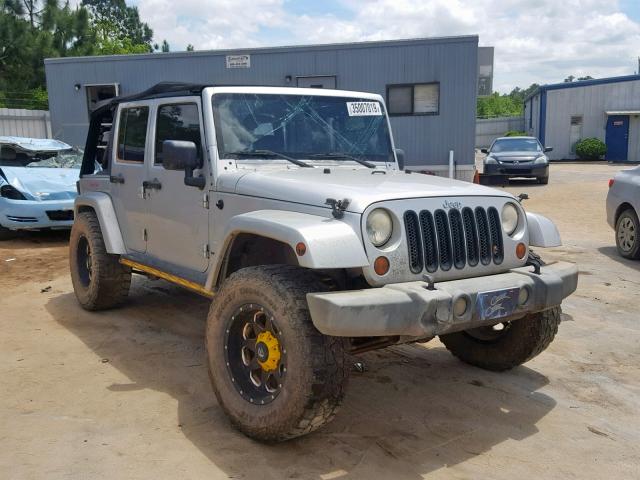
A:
74;192;126;254
526;212;562;247
209;210;369;287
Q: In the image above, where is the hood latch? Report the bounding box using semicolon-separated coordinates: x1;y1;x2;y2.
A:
325;198;350;219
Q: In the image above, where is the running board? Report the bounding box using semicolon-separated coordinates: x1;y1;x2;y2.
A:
119;258;214;298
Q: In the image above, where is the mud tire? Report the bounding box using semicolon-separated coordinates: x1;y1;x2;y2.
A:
206;265;348;441
439;306;562;371
69;211;131;310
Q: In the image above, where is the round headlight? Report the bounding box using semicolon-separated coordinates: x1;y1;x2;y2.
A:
501;202;520;236
366;208;393;247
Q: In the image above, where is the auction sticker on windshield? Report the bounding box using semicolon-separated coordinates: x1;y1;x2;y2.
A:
346;102;382;116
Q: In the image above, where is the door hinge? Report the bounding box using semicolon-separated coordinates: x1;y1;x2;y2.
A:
202;244;210;259
203;193;210;209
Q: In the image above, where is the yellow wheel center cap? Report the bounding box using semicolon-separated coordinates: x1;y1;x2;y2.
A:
255;331;281;372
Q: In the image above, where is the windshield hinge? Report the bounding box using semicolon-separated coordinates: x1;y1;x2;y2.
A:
202;244;210;259
203;193;210;209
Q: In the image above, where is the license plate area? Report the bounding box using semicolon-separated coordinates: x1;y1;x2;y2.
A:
476;287;520;321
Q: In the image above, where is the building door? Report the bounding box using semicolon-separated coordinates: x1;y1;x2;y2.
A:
606;115;630;162
569;115;583;154
296;76;336;89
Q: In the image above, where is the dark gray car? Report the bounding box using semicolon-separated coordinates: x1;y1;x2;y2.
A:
481;136;552;184
606;166;640;259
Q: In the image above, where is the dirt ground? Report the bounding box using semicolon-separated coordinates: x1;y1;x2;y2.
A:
1;163;639;480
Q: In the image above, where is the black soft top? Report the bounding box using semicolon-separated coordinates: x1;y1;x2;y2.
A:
82;82;207;175
91;82;207;118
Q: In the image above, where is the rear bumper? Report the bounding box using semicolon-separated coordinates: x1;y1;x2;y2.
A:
307;262;578;337
0;198;75;230
484;163;548;178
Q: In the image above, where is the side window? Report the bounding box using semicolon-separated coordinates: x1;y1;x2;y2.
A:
155;103;202;165
117;107;149;163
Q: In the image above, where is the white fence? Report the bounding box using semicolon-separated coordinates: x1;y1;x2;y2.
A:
0;108;52;138
476;116;525;148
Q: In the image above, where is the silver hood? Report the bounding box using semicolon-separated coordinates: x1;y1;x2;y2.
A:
219;167;512;213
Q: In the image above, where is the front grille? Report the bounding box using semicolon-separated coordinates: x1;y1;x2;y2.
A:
46;210;74;221
404;206;504;273
6;215;37;223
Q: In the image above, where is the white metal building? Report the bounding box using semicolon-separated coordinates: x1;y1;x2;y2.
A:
524;75;640;162
45;38;494;179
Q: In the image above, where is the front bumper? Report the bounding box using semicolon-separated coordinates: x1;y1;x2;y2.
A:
307;261;578;337
0;198;75;230
484;163;548;178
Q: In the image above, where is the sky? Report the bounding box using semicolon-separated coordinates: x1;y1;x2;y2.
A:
123;0;640;93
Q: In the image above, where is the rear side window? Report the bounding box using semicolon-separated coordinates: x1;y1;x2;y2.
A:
155;103;202;165
117;106;149;163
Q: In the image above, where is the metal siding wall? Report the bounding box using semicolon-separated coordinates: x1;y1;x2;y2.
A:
544;80;640;160
628;115;640;162
475;116;525;147
528;94;540;139
0;108;51;138
45;38;478;167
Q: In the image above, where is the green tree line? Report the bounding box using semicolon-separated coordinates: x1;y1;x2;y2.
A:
477;84;539;118
478;76;595;118
0;0;176;110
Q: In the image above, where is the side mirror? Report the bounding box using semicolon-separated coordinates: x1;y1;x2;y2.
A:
544;147;553;153
394;148;405;171
162;140;198;171
162;140;206;189
480;148;489;154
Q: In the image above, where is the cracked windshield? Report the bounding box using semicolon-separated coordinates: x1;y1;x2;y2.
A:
213;93;393;164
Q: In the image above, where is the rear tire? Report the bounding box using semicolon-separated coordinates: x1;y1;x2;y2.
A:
615;208;640;259
206;265;348;441
69;211;131;310
439;306;561;371
0;224;17;240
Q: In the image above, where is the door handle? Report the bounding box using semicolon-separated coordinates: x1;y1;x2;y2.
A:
109;175;125;184
142;179;162;190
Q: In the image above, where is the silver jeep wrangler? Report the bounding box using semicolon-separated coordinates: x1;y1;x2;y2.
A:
70;82;578;441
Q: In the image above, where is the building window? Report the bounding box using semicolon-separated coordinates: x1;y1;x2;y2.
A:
155;103;203;165
117;106;149;163
85;84;118;113
387;83;439;116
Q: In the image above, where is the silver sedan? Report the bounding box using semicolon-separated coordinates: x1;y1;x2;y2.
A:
606;166;640;259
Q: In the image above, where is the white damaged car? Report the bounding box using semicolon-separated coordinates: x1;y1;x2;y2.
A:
0;136;82;239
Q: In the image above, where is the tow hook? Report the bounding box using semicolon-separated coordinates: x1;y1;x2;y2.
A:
526;255;543;275
423;274;437;290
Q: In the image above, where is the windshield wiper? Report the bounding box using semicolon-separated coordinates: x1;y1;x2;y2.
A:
227;149;312;168
309;152;376;169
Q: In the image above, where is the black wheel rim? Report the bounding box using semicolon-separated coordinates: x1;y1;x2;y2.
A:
464;322;512;343
76;235;92;287
224;304;286;405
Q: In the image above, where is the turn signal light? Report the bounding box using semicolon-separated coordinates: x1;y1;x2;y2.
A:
516;242;527;259
608;179;615;188
374;256;390;276
295;242;306;256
